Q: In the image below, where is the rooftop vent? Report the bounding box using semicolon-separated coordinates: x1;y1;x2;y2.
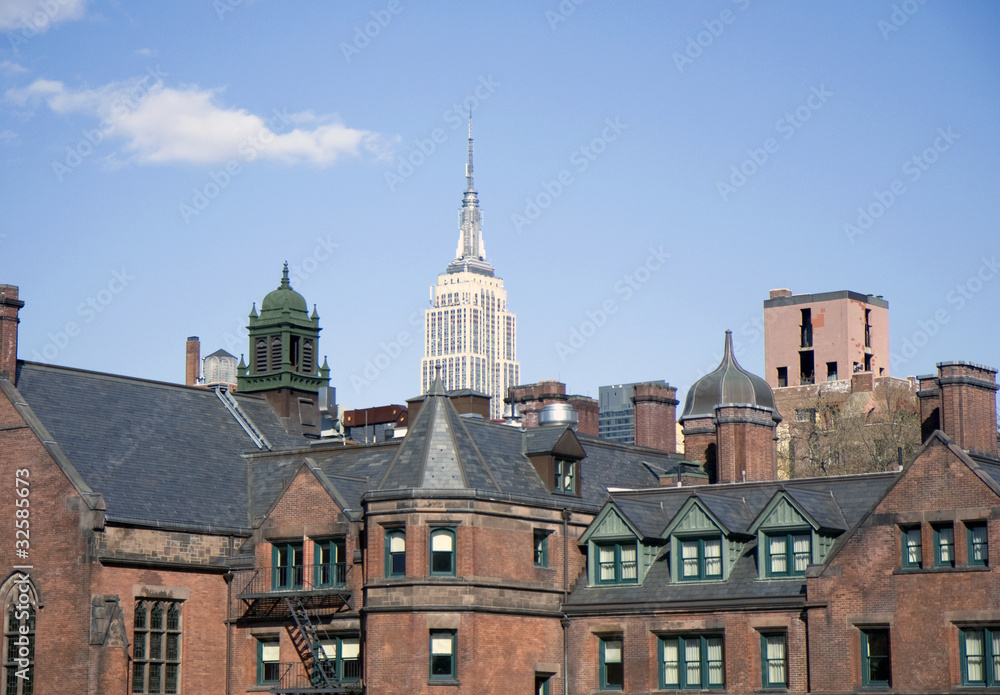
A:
538;402;578;427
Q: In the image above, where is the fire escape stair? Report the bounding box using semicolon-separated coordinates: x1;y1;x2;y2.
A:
284;596;334;689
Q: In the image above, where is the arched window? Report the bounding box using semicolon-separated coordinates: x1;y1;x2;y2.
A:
1;575;35;695
133;599;181;694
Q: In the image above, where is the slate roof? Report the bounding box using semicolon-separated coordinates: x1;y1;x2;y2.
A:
566;472;896;610
12;362;308;532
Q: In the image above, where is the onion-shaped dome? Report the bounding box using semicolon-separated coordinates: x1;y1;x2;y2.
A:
681;330;778;421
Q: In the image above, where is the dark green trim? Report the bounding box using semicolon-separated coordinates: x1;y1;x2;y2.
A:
658;634;725;690
860;628;891;687
678;536;723;581
256;636;279;685
534;531;549;567
901;525;922;568
595;541;638;585
429;630;457;680
763;531;810;577
967;521;989;567
385;528;406;578
271;542;303;590
314;538;346;588
599;636;623;690
933;523;955;568
760;632;788;689
430;527;456;576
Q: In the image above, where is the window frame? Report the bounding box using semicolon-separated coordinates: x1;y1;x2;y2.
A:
257;636;280;685
385;528;406;578
429;630;457;681
3;596;34;695
677;536;723;581
764;530;812;577
960;626;1000;686
860;628;891;688
760;632;788;689
659;634;725;690
271;541;304;590
967;522;989;567
132;599;182;695
534;530;550;568
314;538;347;588
429;527;457;577
901;525;922;568
599;636;624;691
933;524;955;568
596;541;639;585
554;458;577;495
317;635;361;683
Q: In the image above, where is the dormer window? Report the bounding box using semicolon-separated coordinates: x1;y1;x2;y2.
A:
597;542;638;584
679;537;722;581
764;532;811;577
555;459;576;495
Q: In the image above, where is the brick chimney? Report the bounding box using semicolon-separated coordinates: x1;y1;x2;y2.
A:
567;395;599;436
714;404;779;482
506;381;567;429
632;382;678;452
918;361;998;456
185;336;200;386
0;285;24;383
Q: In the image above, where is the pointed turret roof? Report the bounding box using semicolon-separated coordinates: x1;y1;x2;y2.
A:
377;368;500;491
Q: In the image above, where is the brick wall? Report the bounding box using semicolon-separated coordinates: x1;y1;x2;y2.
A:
632;382;678;453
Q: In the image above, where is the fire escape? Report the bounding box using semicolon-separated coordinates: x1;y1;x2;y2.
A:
230;561;360;694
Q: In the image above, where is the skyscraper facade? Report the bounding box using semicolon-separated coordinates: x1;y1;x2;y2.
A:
421;123;518;419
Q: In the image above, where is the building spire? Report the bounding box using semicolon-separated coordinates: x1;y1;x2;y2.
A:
451;114;489;270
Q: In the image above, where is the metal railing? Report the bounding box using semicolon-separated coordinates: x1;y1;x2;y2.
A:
265;662;362;693
234;564;350;597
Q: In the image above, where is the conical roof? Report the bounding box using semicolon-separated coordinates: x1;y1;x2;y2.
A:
681;331;778;421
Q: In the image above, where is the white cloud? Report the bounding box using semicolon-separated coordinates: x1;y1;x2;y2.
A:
134;48;155;57
5;76;390;167
0;130;18;145
0;0;89;32
0;61;29;76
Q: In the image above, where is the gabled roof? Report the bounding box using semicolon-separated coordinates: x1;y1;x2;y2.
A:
748;487;848;534
524;425;585;458
10;362;309;532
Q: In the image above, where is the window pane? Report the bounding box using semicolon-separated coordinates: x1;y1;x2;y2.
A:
341;638;360;659
939;526;954;563
132;663;145;693
965;630;984;683
681;541;699;577
261;643;279;661
431;655;452;676
972;524;989;563
603;639;621;663
662;640;679;686
793;534;811;572
770;536;787;573
906;528;922;565
706;637;723;685
600;546;616;581
685;638;701;686
150;605;163;630
431;532;453;552
390;533;405;553
704;538;721;576
620;545;637;580
766;635;786;685
431;637;452;655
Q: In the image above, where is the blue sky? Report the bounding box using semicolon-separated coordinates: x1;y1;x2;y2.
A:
1;0;997;411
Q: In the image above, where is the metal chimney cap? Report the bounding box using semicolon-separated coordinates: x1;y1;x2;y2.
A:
538;402;578;427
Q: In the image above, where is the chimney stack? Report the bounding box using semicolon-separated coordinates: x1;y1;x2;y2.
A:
567;395;599;436
0;285;24;383
918;361;998;456
632;382;678;452
185;336;200;386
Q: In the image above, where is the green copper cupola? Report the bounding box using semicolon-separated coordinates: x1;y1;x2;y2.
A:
237;263;329;394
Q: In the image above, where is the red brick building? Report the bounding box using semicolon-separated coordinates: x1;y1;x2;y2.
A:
0;275;997;694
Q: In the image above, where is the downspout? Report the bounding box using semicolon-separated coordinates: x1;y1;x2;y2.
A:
224;571;234;695
562;508;570;695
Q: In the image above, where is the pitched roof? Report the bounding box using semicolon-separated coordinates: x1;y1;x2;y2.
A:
11;362;308;532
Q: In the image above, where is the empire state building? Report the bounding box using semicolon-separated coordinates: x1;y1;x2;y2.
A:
420;122;519;419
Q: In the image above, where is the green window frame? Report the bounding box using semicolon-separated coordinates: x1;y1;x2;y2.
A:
760;633;787;689
535;674;551;695
271;541;303;590
860;628;891;687
555;459;577;495
960;626;1000;686
257;637;280;685
534;530;549;567
596;542;638;584
429;630;456;681
764;531;811;577
968;522;989;567
385;529;405;578
599;636;624;690
901;526;922;568
430;527;456;576
678;537;722;581
317;635;361;683
659;634;725;689
934;524;955;567
314;539;347;588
